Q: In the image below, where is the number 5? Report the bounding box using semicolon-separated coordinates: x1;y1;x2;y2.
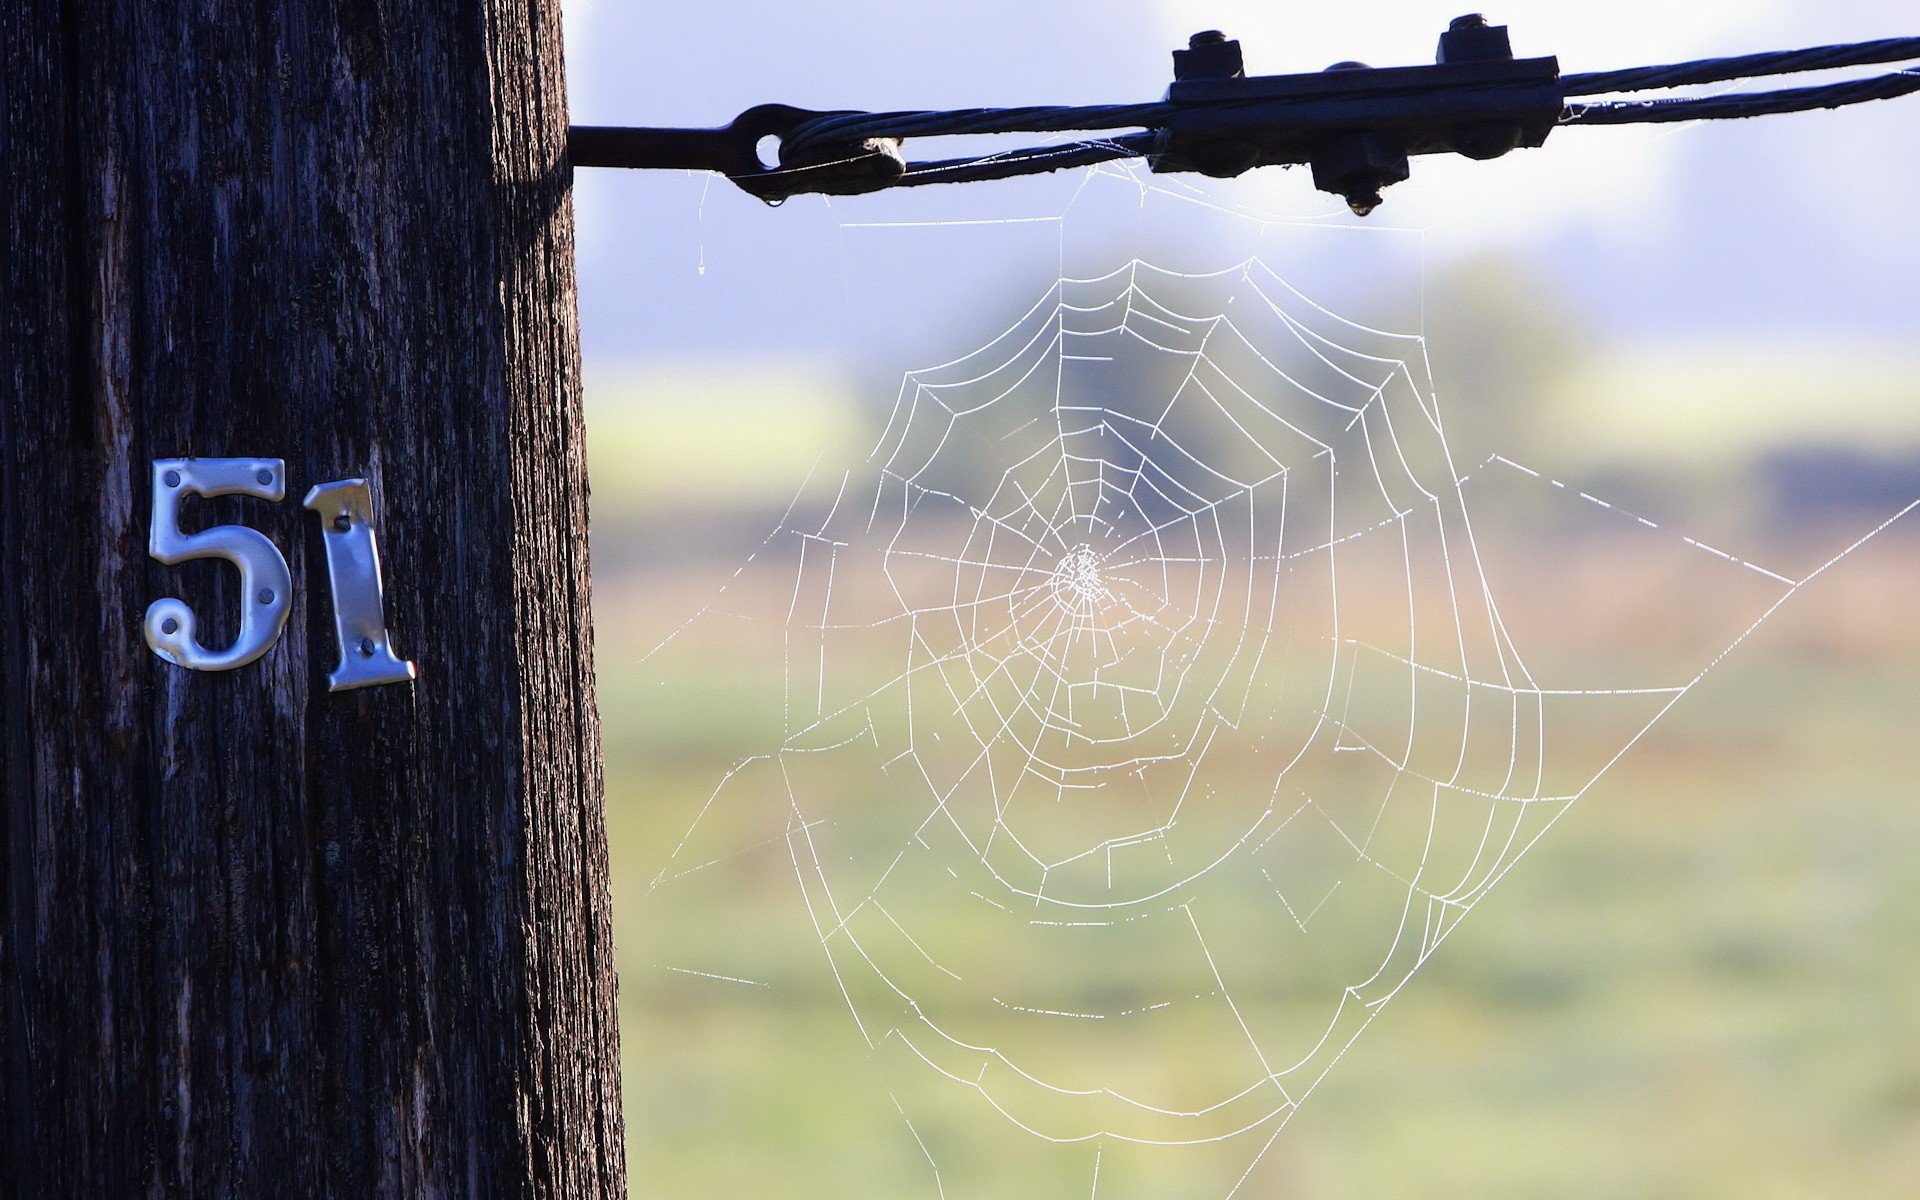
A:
143;458;294;672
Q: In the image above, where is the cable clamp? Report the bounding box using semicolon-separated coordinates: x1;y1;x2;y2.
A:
1154;15;1564;214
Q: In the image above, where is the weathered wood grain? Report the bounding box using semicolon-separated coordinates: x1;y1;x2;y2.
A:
0;2;626;1196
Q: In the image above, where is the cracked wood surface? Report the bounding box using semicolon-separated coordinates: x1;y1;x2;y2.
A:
0;2;626;1196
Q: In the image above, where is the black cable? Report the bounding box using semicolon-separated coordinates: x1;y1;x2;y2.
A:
894;135;1155;188
1565;66;1920;126
781;38;1920;188
786;84;1525;158
784;104;1178;158
573;33;1920;196
849;63;1920;187
1563;35;1920;97
788;41;1920;149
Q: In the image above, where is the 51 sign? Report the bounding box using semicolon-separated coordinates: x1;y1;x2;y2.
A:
143;457;416;692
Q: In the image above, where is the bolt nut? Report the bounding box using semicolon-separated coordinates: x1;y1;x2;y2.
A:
1173;30;1245;83
1437;14;1513;64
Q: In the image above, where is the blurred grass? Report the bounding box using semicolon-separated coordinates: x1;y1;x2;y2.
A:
1546;342;1920;471
592;530;1920;1199
584;361;868;521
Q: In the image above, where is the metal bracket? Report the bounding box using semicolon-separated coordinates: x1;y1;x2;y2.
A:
304;479;417;693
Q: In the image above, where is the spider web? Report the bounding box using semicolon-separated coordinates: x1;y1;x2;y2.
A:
624;164;1914;1199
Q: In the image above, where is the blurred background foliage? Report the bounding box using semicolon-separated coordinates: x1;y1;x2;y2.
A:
567;0;1920;1195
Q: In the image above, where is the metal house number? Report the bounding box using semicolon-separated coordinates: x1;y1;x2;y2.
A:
144;458;294;673
143;458;416;692
304;479;417;691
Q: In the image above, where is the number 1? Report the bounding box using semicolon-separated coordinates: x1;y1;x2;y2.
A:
304;479;417;692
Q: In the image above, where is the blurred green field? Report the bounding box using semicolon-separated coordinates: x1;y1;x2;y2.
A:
592;526;1920;1199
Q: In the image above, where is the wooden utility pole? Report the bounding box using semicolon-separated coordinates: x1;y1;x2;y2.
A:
0;3;626;1197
